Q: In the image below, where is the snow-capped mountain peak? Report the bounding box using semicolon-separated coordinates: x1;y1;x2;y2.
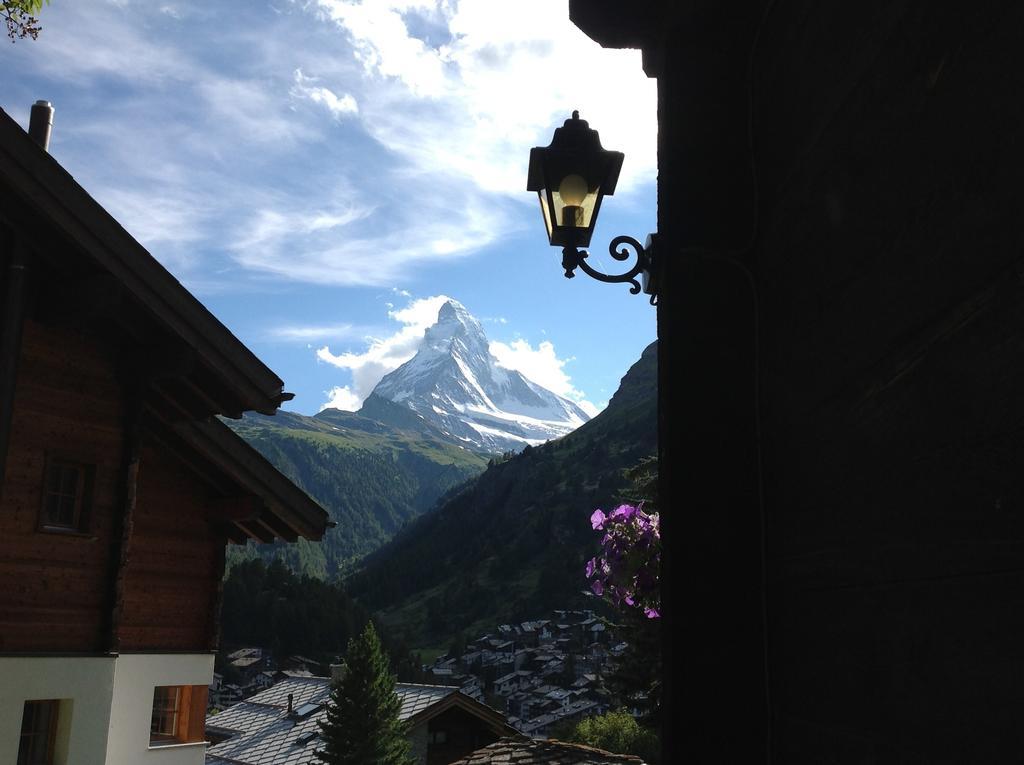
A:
363;300;590;453
419;299;488;356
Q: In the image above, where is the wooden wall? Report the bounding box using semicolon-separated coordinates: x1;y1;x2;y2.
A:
0;316;228;655
425;707;503;765
0;318;124;652
116;442;226;652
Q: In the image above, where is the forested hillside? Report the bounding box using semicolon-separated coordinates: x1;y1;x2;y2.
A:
219;559;426;682
223;407;488;576
346;341;658;647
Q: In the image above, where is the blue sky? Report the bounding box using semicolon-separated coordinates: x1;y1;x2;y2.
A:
4;0;657;416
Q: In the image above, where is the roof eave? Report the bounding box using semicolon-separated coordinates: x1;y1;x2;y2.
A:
0;107;288;417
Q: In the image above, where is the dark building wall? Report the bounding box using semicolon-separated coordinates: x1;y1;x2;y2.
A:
0;319;125;652
575;1;1024;761
750;4;1024;762
117;442;226;652
425;707;503;765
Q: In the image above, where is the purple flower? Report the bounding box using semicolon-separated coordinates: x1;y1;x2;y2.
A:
584;504;661;619
609;504;638;522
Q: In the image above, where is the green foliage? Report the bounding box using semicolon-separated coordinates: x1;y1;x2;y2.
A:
224;408;487;577
563;710;661;764
219;559;369;663
604;609;662;723
348;342;658;647
316;623;414;765
3;0;47;41
620;456;658;511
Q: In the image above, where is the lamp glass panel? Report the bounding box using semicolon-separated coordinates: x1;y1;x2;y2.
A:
538;191;553;239
552;184;599;230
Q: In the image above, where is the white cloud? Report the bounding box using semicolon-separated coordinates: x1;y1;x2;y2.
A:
316;295;452;409
316;0;450;98
490;338;601;416
268;323;371;342
226;0;658;285
292;68;359;119
199;75;320;145
321;385;363;412
314;0;656;196
6;0;653;289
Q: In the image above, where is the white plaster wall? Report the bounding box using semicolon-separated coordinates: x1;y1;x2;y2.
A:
0;656;116;765
105;653;214;765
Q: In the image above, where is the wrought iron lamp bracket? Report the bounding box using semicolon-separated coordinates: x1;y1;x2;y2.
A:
561;233;659;305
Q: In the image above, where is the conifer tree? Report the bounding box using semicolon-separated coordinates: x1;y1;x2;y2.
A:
316;622;413;765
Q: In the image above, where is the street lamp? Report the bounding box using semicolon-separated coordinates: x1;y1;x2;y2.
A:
527;111;658;303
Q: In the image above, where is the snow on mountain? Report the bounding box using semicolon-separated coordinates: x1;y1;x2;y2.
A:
361;300;590;453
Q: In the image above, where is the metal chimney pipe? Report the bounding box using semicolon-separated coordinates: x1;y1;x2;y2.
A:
28;100;53;151
287;693;293;714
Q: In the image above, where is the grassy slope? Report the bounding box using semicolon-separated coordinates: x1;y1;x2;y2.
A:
224;408;489;576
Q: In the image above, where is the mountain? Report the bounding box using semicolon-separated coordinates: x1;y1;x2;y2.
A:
345;341;658;647
358;299;591;454
223;407;488;576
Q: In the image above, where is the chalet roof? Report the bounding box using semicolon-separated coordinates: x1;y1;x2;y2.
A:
0;107;329;544
206;677;516;765
168;417;329;543
0;107;286;418
447;738;645;765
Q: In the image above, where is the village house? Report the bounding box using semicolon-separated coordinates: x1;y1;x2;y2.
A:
0;103;330;764
492;670;533;697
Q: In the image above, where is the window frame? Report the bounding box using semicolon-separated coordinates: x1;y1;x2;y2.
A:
17;699;59;765
37;454;95;535
149;685;208;747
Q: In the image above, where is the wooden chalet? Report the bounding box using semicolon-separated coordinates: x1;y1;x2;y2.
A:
0;103;330;764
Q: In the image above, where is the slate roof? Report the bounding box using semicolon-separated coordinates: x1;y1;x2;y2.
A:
448;738;646;764
208;702;283;736
205;677;464;765
397;682;461;718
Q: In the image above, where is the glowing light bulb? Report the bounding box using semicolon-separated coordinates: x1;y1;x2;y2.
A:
558;174;589;206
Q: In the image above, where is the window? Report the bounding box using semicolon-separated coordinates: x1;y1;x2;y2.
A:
39;457;94;534
150;686;182;742
18;700;58;765
149;686;207;746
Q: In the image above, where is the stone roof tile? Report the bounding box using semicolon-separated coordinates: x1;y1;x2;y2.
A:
448;738;646;765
